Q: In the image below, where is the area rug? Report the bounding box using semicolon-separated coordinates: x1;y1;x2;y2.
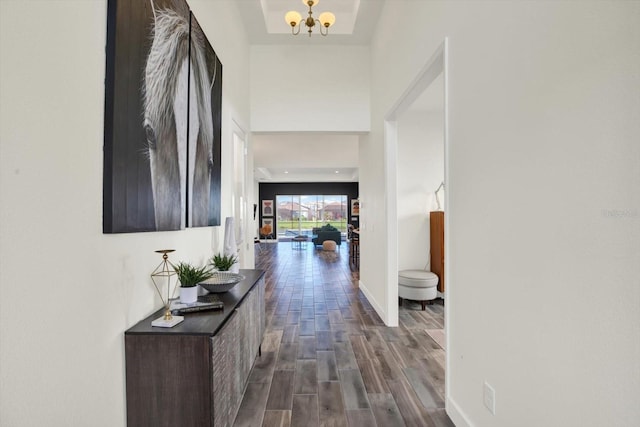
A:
426;328;445;350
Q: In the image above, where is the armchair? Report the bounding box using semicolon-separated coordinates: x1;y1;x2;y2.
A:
259;224;273;239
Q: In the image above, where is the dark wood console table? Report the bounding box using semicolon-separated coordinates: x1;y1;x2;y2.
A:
125;269;266;427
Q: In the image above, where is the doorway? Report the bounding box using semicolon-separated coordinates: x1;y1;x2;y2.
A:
384;38;450;396
232;122;248;266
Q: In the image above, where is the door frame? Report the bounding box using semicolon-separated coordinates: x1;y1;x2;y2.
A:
383;37;450;401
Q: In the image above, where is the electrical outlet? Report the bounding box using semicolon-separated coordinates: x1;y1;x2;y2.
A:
483;381;496;415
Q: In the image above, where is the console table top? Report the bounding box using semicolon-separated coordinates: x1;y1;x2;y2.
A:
125;269;265;337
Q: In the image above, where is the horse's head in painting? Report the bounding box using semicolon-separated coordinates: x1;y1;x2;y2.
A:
142;0;216;230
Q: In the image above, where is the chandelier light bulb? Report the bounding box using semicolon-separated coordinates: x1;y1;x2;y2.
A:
318;12;335;28
285;10;302;26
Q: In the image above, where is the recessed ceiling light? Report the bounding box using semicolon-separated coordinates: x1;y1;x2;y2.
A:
335;170;339;174
284;170;289;174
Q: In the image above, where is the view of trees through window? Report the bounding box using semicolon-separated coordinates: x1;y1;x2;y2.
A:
275;195;348;237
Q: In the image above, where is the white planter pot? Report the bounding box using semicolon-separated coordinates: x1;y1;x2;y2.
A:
180;286;198;304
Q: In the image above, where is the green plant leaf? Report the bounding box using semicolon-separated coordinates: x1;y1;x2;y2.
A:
173;262;214;287
210;253;238;271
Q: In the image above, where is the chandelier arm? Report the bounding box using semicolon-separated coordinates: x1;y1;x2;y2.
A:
317;19;328;36
292;20;302;35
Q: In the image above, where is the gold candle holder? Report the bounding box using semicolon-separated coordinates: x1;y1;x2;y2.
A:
150;249;184;327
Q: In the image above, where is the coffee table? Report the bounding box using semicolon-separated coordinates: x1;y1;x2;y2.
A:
292;235;308;249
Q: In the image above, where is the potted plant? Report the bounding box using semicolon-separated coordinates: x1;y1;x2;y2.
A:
210;253;238;272
174;262;214;303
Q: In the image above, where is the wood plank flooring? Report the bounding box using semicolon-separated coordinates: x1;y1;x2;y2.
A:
234;242;453;427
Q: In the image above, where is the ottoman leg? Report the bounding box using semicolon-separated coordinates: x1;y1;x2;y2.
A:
421;301;426;311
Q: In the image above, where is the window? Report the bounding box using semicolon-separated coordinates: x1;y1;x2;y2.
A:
275;195;348;237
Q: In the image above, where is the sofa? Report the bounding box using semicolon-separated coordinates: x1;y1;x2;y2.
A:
311;224;342;247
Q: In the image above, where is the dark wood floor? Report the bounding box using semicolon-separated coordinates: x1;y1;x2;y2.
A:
233;241;453;427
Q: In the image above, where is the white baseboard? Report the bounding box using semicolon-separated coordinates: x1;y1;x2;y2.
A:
446;396;474;427
358;279;388;325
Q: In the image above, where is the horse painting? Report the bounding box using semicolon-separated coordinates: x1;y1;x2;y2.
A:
142;0;218;230
103;0;221;233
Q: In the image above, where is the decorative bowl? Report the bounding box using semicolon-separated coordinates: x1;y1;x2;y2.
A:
199;272;244;293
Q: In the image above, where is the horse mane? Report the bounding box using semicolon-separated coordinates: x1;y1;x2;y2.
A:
188;18;217;225
143;5;190;138
189;19;215;166
143;4;216;159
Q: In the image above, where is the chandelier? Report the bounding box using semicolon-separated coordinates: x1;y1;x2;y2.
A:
285;0;336;37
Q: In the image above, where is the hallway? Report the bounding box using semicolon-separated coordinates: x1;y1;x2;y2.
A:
234;242;453;426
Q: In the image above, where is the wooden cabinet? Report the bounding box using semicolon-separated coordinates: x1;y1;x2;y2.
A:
430;211;445;293
212;283;264;426
211;310;239;426
125;270;265;427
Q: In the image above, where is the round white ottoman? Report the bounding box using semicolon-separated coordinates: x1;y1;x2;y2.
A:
398;270;439;310
322;240;337;251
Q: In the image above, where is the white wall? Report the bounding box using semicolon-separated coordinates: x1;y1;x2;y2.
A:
0;1;251;426
363;1;640;426
253;134;359;169
250;45;370;132
397;109;444;271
